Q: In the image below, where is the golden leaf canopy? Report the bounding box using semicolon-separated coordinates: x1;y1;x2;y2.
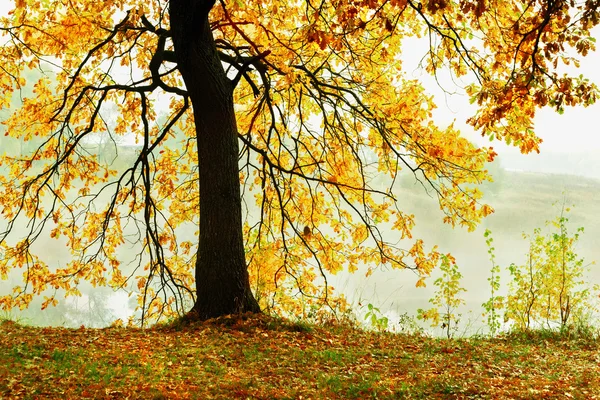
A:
0;0;597;322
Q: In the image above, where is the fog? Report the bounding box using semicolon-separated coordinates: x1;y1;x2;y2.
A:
1;4;600;334
3;148;599;335
3;119;600;336
332;171;600;335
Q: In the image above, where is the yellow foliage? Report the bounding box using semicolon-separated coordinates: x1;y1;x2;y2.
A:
0;0;598;323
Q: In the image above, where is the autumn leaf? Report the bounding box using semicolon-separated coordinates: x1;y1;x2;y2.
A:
0;0;598;323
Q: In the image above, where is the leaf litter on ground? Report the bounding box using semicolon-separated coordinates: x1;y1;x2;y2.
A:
1;314;599;399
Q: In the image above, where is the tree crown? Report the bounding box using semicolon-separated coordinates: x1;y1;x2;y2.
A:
0;0;598;324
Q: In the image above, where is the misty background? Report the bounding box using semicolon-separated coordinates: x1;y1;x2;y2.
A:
1;3;600;335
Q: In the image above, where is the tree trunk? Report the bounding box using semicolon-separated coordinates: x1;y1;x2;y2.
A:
169;0;261;319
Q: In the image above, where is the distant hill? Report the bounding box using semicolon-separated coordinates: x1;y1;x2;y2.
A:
500;150;600;180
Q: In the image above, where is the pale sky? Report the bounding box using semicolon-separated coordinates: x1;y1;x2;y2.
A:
0;2;9;17
403;31;600;155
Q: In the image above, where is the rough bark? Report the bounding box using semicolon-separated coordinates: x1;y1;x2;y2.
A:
169;0;261;319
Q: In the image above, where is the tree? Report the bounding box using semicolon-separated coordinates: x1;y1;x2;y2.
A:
505;202;591;330
0;0;598;325
482;228;503;336
417;254;466;338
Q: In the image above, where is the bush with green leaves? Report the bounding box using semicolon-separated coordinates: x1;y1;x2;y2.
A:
505;202;592;331
417;254;466;338
363;303;389;332
481;229;504;336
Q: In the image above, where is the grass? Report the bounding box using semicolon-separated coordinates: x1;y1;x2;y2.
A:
1;314;599;399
